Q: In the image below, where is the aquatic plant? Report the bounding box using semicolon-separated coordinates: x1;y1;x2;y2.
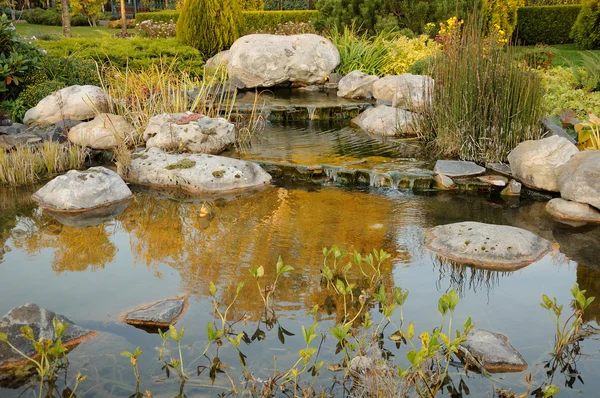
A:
575;113;600;149
0;142;88;186
121;346;143;386
421;11;543;162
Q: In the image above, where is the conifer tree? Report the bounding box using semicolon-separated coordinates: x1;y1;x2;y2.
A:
176;0;242;57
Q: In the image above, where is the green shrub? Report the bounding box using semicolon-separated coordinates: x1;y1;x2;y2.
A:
18;80;65;110
387;0;481;34
422;13;543;162
482;0;523;38
515;5;581;45
21;8;89;26
407;55;435;75
37;37;203;76
108;19;137;29
571;0;600;49
326;25;392;75
176;0;241;57
264;0;307;9
240;0;264;10
0;15;45;100
315;0;398;33
242;10;319;33
525;0;580;4
542;66;600;117
135;10;180;24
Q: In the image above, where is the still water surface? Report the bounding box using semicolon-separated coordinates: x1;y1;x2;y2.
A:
0;182;599;397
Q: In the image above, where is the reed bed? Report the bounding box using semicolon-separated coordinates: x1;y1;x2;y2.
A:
0;142;88;186
421;14;544;162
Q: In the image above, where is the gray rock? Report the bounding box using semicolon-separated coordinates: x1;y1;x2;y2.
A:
23;85;111;126
546;198;600;224
228;34;340;88
0;132;42;146
460;329;527;373
68;113;134;149
32;167;133;211
0;303;95;368
143;112;235;154
124;297;187;327
127;147;272;194
501;179;522;197
328;73;343;84
390;74;434;112
351;105;416;136
0;122;26;135
433;160;485;178
435;174;456;190
294;85;321;92
542;116;577;145
337;70;379;99
558;151;600;210
486;162;512;177
204;50;230;71
477;175;508;187
425;221;552;270
508;136;578;192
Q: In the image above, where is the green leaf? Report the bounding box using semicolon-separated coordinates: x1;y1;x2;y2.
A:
121;351;132;358
280;265;294;274
236;281;244;295
407;322;414;340
0;332;7;342
335;279;346;295
209;281;217;296
256;265;264;278
276;256;284;274
169;325;179;342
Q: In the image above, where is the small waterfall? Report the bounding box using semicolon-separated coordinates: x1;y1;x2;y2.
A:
306;106;317;121
369;171;384;187
323;165;339;182
388;171;402;190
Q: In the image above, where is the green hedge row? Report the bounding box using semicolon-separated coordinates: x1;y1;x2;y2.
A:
515;5;582;45
135;10;319;33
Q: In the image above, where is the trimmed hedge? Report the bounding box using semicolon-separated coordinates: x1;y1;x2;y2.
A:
136;10;319;33
515;5;582;45
22;8;90;26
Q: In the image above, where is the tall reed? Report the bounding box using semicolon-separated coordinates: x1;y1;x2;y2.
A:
0;143;88;186
421;13;543;162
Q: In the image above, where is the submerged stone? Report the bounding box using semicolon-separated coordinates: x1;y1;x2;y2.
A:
0;303;95;369
433;160;485;178
546;198;600;224
32;167;133;212
508;136;578;192
425;221;552;270
123;297;187;328
128;147;272;194
459;329;527;373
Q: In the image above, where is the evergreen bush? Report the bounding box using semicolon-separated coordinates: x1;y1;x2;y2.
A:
176;0;242;57
482;0;523;37
515;5;581;45
571;0;600;49
240;0;264;10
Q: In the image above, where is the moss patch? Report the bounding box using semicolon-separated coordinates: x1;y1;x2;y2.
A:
166;159;196;170
212;170;225;178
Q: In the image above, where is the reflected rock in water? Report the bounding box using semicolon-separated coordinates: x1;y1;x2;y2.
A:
577;266;600;324
434;256;508;297
0;304;96;387
425;222;552;271
43;197;132;228
553;225;600;271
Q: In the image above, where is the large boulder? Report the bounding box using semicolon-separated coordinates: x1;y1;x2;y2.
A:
23;85;111;126
143;112;235;154
128;147;272;194
507;136;579;192
459;329;527;373
337;70;379;99
228;34;340;88
0;303;95;368
391;74;434;112
351;105;416;136
68;113;134;149
558;151;600;210
32;167;133;212
425;221;553;270
546;198;600;225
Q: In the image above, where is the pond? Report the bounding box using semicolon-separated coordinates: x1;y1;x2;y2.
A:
1;118;600;397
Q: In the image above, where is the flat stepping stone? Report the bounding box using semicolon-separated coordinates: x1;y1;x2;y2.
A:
128;147;272;194
434;160;485;178
123;297;187;328
546;198;600;224
0;303;96;369
478;175;508;187
425;221;552;270
459;328;527;373
32;167;132;212
485;162;512;177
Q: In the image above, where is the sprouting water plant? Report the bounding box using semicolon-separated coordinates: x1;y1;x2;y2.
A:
249;255;294;312
121;346;143;385
541;283;595;358
168;325;187;381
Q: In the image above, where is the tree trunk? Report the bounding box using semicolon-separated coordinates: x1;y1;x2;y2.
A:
307;0;312;9
61;0;71;37
120;0;127;34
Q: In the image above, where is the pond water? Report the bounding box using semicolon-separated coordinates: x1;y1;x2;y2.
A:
1;119;600;397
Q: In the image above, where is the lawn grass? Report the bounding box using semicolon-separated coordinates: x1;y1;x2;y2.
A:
14;22;134;38
517;44;600;67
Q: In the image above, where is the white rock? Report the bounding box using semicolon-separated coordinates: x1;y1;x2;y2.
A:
143;112;235;154
205;50;230;71
128;147;271;194
435;174;456;190
67;113;134;149
546;198;600;224
228;34;340;88
391;74;434;112
23;85;110;126
558;151;600;210
351;105;416;136
337;70;379;99
507;136;579;192
32;167;132;211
